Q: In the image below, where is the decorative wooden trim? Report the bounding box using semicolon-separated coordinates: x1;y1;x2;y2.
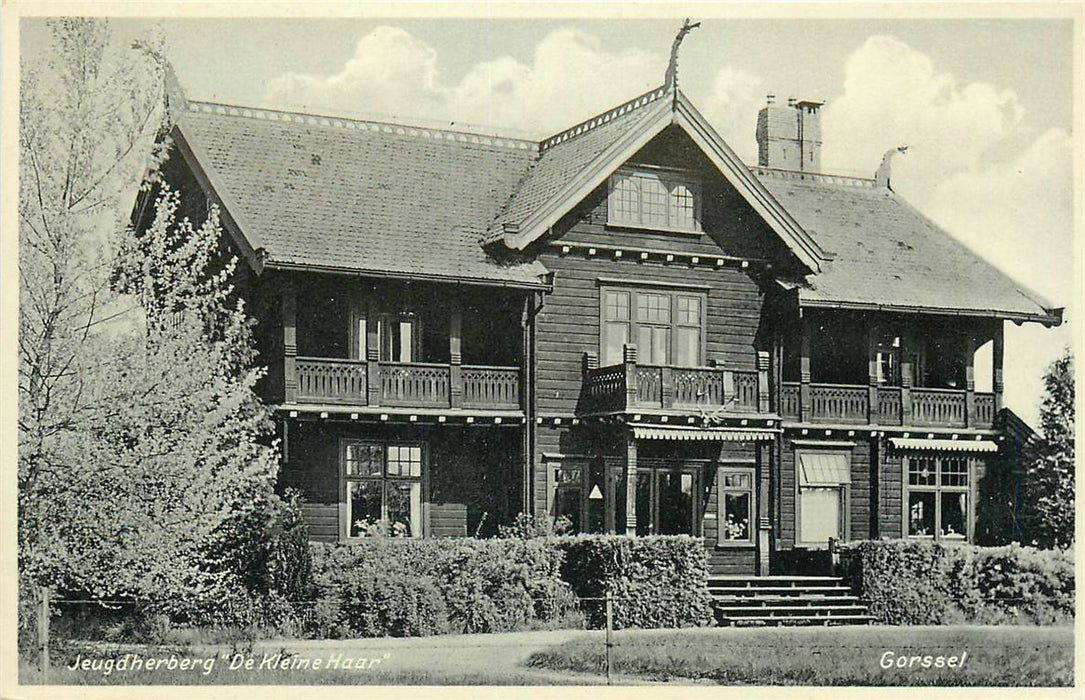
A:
595;276;711;291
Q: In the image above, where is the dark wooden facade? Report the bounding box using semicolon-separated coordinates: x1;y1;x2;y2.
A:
155;113;1032;577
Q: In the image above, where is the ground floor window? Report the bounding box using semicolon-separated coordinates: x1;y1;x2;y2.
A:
634;467;699;535
342;440;423;538
796;450;851;547
718;466;754;544
905;454;971;541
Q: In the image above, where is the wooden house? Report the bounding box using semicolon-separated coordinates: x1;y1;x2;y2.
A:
137;78;1062;576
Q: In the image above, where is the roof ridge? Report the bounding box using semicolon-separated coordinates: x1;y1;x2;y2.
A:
184;100;540;152
751;166;877;189
538;85;669;153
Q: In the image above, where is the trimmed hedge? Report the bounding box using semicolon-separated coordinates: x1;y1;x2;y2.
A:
309;538;580;637
838;540;1074;625
555;535;714;630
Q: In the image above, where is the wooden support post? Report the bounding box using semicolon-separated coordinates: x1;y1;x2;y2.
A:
624;430;638;535
282;280;297;404
449;299;463;409
622;344;639;411
993;320;1005;412
757;442;772;576
757;350;770;414
799;313;812;421
366;299;381;407
900;358;913;427
604;589;614;685
964;332;977;428
660;366;675;409
867;322;879;424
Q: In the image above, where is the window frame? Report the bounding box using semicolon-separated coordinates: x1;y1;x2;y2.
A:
717;465;756;547
606;166;703;235
598;284;707;367
794;448;852;549
349;302;423;363
339;438;426;541
902;454;975;543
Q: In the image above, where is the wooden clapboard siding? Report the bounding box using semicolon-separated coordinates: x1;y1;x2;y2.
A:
301;503;339;542
536;210;768;417
878;442;905;539
778;436;873;548
702;441;759;575
707;548;758;575
425;503;468;538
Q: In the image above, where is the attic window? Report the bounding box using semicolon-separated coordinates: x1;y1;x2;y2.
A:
607;167;702;234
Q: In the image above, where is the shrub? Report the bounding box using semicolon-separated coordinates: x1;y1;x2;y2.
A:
313;563;448;638
838;539;1074;625
309;538;582;637
497;512;573;539
556;535;713;630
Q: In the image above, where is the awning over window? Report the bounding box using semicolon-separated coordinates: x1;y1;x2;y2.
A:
889;438;999;453
630;424;777;441
798;452;851;486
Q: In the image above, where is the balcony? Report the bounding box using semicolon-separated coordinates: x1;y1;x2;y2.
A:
293;357;521;411
579;349;767;415
780;382;995;429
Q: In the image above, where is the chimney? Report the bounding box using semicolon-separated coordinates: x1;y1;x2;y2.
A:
756;95;824;172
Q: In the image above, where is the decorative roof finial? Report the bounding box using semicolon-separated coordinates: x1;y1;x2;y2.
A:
875;146;909;190
664;18;701;93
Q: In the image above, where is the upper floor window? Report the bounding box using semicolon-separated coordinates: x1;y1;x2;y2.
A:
601;286;704;366
607;167;701;233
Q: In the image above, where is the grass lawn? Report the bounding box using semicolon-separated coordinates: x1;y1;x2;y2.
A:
524;625;1074;686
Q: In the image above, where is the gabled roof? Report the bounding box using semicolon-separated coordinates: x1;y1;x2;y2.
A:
171;102;550;289
488;87;833;274
757;168;1062;325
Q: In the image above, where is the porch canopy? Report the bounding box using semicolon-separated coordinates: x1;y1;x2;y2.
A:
630;424;778;441
889;437;999;453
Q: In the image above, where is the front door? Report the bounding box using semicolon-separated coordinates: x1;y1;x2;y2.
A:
634;465;700;535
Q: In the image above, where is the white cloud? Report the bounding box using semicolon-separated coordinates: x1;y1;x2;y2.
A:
698;66;765;164
264;26;660;136
821;35;1025;184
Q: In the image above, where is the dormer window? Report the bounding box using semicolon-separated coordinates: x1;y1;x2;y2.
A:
607;166;702;233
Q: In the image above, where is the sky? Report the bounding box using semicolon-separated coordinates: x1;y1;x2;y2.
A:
19;12;1079;425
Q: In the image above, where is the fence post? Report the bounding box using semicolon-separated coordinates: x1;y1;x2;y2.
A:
38;587;50;682
604;590;613;686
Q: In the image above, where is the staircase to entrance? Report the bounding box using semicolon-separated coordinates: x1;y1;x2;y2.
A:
709;575;876;626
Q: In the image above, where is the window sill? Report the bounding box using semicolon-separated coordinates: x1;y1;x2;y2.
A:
605;222;704;237
715;541;756;549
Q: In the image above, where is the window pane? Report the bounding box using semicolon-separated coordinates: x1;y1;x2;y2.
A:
941;492;967;540
387;444;422;477
658;472;694;535
611;174;639;222
387;481;422;538
724;473;751;489
640;175;668;227
603;322;629;365
605;291;630;321
399;321;413;362
908;491;936;537
800;487;841;543
940;458;969;487
652;327;670;365
676;327;698;366
908;457;936;486
348;481;383;537
722;492;751;541
356;315;367;360
636;293;670;322
677;296;700;325
346;443;383;477
554;466;583;533
670;183;697;230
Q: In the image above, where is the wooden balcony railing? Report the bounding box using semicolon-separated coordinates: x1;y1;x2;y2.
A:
780;381;994;429
293;357;520;411
581;355;766;415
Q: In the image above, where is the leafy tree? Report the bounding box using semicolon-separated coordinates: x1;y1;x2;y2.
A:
1022;348;1074;549
18;18;279;612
